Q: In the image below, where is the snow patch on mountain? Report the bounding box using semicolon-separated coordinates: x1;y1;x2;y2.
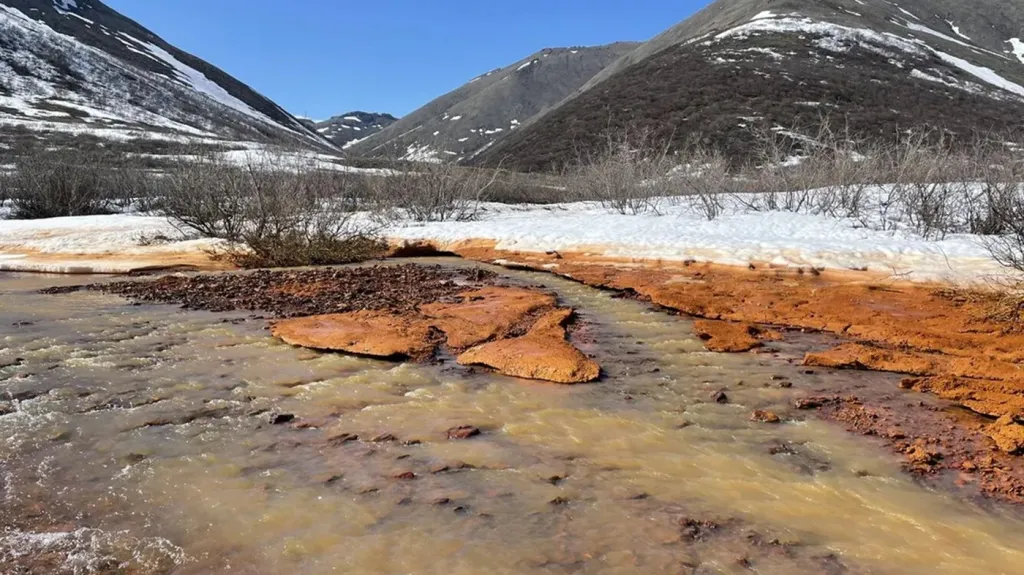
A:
0;1;321;147
1010;38;1024;64
715;13;1024;100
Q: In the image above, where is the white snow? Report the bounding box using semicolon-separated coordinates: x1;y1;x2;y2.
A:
385;198;1009;284
1010;38;1024;64
0;214;222;273
135;40;277;126
449;115;463;121
714;15;925;60
902;21;974;50
51;0;78;13
751;10;777;21
516;59;536;72
945;20;971;41
1;191;1018;283
343;116;362;122
403;144;442;163
0;3;316;145
894;6;920;21
929;47;1024;98
714;13;1024;100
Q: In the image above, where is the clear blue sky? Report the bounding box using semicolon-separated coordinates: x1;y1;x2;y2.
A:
104;0;709;120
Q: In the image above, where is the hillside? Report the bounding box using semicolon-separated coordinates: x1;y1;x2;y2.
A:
314;111;398;148
0;0;329;150
474;0;1024;171
346;42;639;162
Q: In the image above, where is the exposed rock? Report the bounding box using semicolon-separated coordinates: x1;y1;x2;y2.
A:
692;320;765;352
272;311;436;360
421;286;556;349
269;413;295;425
391;471;416;480
751;410;781;424
986;415;1024;454
710;390;729;404
456;309;599;384
446;425;481;440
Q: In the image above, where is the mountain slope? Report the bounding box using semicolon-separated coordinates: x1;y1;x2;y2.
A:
347;42;639;162
0;0;329;149
314;111;398;148
475;0;1024;171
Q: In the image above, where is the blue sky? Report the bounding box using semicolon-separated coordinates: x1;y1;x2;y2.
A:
104;0;709;120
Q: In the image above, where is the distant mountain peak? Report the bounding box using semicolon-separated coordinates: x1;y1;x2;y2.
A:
314;111;398;148
346;41;640;162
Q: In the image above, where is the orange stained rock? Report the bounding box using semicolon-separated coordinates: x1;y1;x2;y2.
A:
272;286;597;384
457;309;600;384
272;310;436;360
420;286;556;349
389;239;1024;450
692;319;765;353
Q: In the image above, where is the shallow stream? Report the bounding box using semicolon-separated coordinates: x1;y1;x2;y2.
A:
2;260;1024;574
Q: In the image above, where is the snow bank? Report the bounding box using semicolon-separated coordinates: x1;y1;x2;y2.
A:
0;196;1013;283
385;199;1008;284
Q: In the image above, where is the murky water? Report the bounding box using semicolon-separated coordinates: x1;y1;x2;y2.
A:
3;261;1024;575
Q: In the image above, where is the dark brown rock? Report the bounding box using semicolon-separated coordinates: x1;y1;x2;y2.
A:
446;425;481;440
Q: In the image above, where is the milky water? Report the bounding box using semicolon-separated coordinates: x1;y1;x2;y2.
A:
2;262;1024;575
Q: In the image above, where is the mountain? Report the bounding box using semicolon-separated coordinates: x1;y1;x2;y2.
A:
0;0;329;150
314;111;398;148
346;42;639;162
473;0;1024;171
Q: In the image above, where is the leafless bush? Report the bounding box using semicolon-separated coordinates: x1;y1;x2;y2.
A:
369;162;500;222
8;149;112;219
162;152;384;268
673;147;734;221
565;130;675;215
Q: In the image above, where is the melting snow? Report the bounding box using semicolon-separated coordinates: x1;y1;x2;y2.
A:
894;6;920;21
343;115;362;122
385;197;1010;284
1010;39;1024;64
902;21;975;50
516;59;537;71
945;20;971;41
136;40;278;126
751;10;777;21
450;115;462;121
715;13;1024;99
928;47;1024;98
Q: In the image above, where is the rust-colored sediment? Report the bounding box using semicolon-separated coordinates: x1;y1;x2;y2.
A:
692;319;780;353
272;286;598;384
392;239;1024;500
272;310;438;360
457;308;600;384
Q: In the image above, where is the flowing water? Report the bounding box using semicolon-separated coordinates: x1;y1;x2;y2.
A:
2;260;1024;575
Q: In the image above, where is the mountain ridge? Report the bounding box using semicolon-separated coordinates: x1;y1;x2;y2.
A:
0;0;331;150
473;0;1024;171
346;42;640;162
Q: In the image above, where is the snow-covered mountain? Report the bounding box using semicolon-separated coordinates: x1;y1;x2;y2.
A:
0;0;330;150
346;43;639;162
314;111;398;148
474;0;1024;171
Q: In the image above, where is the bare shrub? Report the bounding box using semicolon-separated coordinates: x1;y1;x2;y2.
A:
369;162;500;222
8;149;112;219
565;130;675;215
162;152;384;268
674;147;734;221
